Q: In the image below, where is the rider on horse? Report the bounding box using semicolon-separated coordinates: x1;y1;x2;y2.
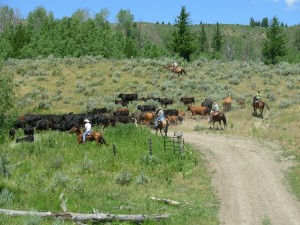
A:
172;62;178;72
83;119;92;143
155;107;165;128
208;102;219;122
253;90;262;104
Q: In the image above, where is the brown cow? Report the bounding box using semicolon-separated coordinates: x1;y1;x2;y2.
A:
166;115;179;125
223;94;232;112
187;105;210;119
237;98;245;109
116;107;129;112
138;111;155;125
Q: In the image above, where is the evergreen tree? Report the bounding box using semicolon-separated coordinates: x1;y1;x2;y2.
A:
212;22;223;54
171;6;195;61
262;16;287;64
294;29;300;51
0;62;15;143
261;17;269;27
249;17;255;28
198;24;209;52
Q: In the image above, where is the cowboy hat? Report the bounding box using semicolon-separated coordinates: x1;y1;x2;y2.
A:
84;119;90;123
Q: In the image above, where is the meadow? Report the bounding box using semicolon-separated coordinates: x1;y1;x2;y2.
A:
1;57;299;224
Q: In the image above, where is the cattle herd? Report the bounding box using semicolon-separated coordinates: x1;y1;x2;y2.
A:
9;93;228;143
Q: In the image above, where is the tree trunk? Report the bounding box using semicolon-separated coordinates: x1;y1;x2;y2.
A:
0;208;169;223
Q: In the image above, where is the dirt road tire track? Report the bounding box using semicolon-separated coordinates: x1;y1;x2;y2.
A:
167;121;300;225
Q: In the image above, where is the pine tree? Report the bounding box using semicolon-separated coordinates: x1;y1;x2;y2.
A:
212;22;223;54
199;24;209;52
262;16;287;64
171;6;195;61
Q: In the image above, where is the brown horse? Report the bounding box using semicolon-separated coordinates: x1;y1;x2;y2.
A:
209;112;227;130
155;119;169;136
165;65;187;76
69;126;107;145
252;100;270;118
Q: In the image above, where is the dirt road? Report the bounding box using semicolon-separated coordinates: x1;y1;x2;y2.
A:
168;120;300;225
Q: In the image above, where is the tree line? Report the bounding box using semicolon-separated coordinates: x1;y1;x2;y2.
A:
0;5;299;64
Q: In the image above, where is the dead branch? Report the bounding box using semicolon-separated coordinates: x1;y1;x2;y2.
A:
0;208;169;223
150;197;181;205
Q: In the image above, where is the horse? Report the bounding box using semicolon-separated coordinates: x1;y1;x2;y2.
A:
165;65;187;76
69;126;107;145
155;119;169;136
209;112;227;130
252;100;270;118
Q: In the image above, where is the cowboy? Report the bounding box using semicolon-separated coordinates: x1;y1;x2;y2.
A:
209;102;219;122
82;119;92;143
253;90;262;104
155;107;165;128
172;62;178;71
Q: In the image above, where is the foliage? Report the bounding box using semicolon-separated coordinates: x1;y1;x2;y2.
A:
0;124;218;224
170;6;195;61
212;22;223;56
0;62;15;143
262;16;287;64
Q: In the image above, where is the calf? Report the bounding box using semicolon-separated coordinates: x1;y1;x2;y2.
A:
166;115;179;125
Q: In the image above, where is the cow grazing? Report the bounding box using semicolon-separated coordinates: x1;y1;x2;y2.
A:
159;98;173;107
137;105;156;112
187;105;210;119
237;98;245;109
180;97;195;105
16;135;34;143
118;93;138;103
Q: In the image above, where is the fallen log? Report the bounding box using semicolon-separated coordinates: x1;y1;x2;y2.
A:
150;197;181;205
0;208;170;223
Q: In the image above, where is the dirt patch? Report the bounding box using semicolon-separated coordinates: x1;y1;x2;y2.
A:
168;118;300;225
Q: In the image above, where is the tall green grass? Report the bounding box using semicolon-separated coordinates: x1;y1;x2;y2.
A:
0;124;218;224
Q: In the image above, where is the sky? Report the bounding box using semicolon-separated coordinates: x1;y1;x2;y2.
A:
1;0;300;26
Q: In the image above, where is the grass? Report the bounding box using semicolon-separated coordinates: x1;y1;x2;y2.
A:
0;124;218;224
1;57;300;223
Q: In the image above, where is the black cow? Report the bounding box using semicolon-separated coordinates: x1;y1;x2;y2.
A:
16;135;34;143
113;111;130;116
137;105;156;112
115;99;128;107
35;119;53;132
159;98;173;107
24;125;34;136
180;97;195;105
163;109;179;117
91;107;107;115
118;93;138;103
201;98;213;110
9;128;15;140
111;115;137;126
92;116;112;129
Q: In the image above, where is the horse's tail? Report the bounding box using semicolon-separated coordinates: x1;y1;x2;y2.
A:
164;120;169;136
265;102;270;110
223;114;227;127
